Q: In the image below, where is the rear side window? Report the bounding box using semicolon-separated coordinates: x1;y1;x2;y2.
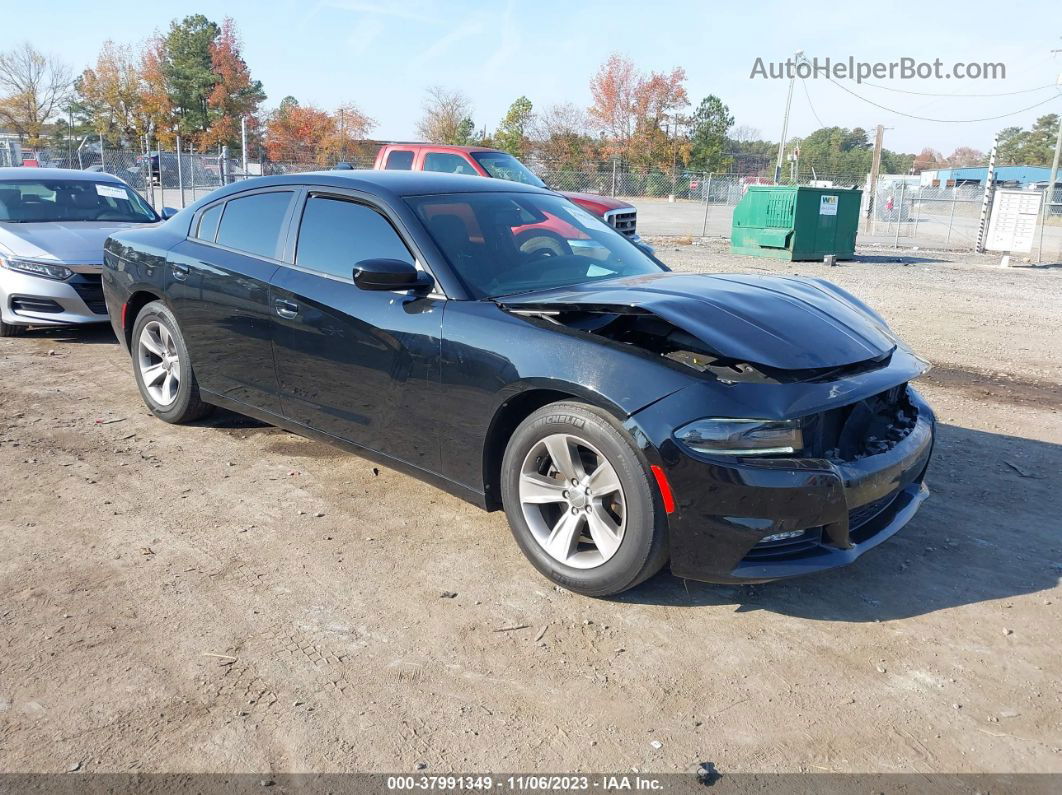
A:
384;150;414;170
423;152;476;175
295;196;413;280
215;191;293;258
195;203;222;241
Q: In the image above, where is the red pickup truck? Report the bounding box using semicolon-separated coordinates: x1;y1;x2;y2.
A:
371;144;649;251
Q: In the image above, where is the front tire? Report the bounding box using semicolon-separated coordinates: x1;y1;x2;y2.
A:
0;320;26;337
131;301;212;424
500;401;668;596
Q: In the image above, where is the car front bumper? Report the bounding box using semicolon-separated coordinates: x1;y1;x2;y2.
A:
0;268;109;327
634;385;935;584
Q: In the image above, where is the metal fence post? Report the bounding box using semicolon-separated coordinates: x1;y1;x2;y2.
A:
175;137;185;209
911;185;921;243
893;181;906;249
951;185;960;248
611;159;617;197
701;173;713;237
157;138;165;209
221;145;229;185
189;145;196;203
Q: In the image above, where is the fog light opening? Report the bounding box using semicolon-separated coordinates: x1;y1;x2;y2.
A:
760;529;805;544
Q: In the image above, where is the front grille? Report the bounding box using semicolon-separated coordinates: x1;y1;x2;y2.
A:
11;296;63;314
69;273;107;315
605;209;638;238
809;384;916;460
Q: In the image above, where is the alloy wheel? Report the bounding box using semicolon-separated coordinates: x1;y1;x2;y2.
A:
518;433;627;569
137;320;181;406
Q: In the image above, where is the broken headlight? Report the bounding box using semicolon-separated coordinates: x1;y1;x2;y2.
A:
675;418;803;456
0;256;73;281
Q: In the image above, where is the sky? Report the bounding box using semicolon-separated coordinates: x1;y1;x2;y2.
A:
5;0;1061;156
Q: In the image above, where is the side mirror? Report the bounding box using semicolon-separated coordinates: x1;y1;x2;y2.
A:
353;258;433;292
160;207;179;220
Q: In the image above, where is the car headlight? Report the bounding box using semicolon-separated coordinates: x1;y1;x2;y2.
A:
0;256;73;281
675;418;803;456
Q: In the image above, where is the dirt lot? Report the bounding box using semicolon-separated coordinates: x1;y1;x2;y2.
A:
1;240;1060;775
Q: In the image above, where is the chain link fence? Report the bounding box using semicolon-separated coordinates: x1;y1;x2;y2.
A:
9;143;1062;261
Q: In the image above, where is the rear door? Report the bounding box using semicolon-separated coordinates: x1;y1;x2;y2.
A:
169;188;297;414
269;189;444;471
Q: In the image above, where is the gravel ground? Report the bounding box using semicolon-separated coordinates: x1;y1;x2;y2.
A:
0;240;1059;775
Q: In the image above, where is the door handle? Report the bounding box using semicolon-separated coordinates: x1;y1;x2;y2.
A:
274;298;299;319
171;263;190;281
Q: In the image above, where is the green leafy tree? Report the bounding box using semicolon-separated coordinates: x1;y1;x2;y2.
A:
494;96;533;157
162;14;220;140
688;95;734;172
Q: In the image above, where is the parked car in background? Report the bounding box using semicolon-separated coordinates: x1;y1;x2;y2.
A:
102;171;934;596
127;152;217;188
372;144;649;252
0;168;162;336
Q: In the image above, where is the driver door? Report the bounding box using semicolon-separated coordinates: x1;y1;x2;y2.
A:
270;191;444;472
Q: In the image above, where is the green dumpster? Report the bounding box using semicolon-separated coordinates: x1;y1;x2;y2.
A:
730;185;861;261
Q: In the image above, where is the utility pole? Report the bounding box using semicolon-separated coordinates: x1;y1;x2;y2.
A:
774;50;803;183
975;136;999;253
865;124;885;228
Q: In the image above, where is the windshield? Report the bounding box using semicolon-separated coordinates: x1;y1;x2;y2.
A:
470;152;547;188
407;192;663;298
0;179;158;224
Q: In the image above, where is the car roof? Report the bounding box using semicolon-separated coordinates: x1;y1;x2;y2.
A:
205;169;552;200
0;167;127;184
382;143;501;155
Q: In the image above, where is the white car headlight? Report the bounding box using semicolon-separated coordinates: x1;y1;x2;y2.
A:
0;256;73;281
675;418;804;456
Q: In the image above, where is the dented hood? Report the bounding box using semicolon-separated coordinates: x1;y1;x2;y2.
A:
500;272;899;371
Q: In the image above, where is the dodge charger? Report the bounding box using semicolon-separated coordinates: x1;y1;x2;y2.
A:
102;171;934;596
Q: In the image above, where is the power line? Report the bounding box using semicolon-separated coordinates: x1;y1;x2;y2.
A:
825;78;1060;122
800;78;827;127
859;80;1058;98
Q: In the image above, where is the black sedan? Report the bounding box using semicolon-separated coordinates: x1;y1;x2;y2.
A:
102;171;934;596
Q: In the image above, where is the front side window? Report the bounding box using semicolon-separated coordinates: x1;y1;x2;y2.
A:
295;196;413;280
384;150;414;170
470;152;546;188
0;179;157;223
406;192;662;298
423;152;477;175
214;191;293;258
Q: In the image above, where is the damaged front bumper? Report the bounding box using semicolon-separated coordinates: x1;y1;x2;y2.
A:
629;368;935;584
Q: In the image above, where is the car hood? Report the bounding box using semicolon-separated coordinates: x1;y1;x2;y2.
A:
499;272;900;371
557;191;634;212
0;221;153;264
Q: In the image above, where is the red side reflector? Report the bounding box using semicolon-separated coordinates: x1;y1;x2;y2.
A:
650;465;676;514
120;302;127;329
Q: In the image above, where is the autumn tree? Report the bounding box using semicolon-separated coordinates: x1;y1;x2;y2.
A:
688;95;734;173
416;86;474;144
0;42;72;146
202;18;265;148
588;54;688;169
265;99;374;165
73;41;145;146
912;147;944;173
531;102;597;170
494;96;533;157
944;146;986;168
138;35;176;146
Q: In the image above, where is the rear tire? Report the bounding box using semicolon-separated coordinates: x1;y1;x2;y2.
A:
500;401;669;596
130;301;212;424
